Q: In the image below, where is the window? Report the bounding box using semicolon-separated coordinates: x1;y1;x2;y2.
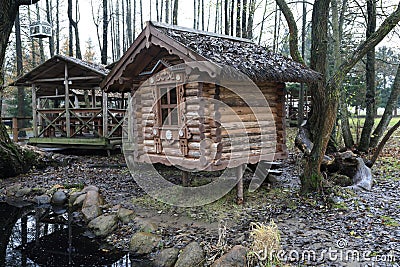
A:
159;87;178;126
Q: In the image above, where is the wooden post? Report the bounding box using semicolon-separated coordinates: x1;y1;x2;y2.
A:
12;117;18;142
182;170;189;186
102;91;108;138
91;88;96;108
236;165;244;204
32;84;38;137
64;63;71;137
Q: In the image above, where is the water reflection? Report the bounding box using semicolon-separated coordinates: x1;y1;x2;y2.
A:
0;202;133;267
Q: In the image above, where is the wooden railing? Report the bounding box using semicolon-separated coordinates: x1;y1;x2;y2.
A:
0;116;33;142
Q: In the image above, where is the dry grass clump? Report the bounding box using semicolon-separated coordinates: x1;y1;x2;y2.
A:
248;220;282;266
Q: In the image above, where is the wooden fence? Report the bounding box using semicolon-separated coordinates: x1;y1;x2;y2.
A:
0;116;33;142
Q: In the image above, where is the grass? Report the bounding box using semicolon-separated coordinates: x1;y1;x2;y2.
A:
248;220;282;267
380;215;400;227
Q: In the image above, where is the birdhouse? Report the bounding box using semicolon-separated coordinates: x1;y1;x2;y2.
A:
30;21;52;38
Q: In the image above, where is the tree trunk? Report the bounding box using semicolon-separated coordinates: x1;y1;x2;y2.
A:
101;0;109;65
359;0;377;151
241;0;247;38
236;0;241;37
15;10;26;136
140;0;144;29
0;0;39;178
370;64;400;147
230;0;234;35
165;0;170;23
301;0;331;193
370;119;400;166
258;0;267;45
224;0;229;35
56;0;60;54
36;3;45;62
46;0;55;56
68;0;82;59
201;0;205;30
172;0;178;25
246;0;255;39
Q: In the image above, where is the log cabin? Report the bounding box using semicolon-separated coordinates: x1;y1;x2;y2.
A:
11;55;126;153
104;22;321;202
101;22;320;202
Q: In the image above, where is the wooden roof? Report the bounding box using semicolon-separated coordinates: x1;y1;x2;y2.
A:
102;21;321;92
11;55;109;93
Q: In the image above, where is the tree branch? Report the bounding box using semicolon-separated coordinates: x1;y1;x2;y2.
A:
275;0;305;65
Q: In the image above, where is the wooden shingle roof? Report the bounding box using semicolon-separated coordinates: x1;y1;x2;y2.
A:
102;21;321;92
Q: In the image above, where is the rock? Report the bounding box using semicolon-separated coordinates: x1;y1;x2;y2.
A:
118;208;135;224
88;214;118;237
134;217;158;233
81;185;99;193
15;187;32;198
6;184;22;196
81;190;103;221
175;242;205;267
69;192;84;205
129;232;162;256
211;245;248;267
51;190;67;205
153;247;179;267
72;193;86;209
33;194;51;205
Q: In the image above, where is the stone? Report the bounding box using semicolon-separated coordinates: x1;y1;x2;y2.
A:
175;242;205;267
6;184;22;196
15;187;32;198
129;232;162;256
81;190;103;221
211;245;248;267
69;192;84;205
134;217;158;233
33;194;51;205
153;247;179;267
81;185;99;193
118;208;135;224
72;193;86;209
88;214;118;237
51;190;68;205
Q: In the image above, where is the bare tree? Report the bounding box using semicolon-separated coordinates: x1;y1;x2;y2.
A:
36;3;45;62
246;0;256;39
359;0;377;151
236;0;241;37
242;0;247;38
102;0;109;64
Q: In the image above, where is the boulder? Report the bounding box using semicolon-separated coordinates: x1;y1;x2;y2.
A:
33;194;51;205
72;193;86;209
81;185;99;193
6;184;22;196
117;208;135;224
153;247;179;267
51;190;68;205
88;214;118;237
175;242;205;267
15;187;32;198
134;217;158;233
81;190;103;221
211;245;248;267
129;232;162;256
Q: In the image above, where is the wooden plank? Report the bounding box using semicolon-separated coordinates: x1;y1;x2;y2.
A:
64;63;71;138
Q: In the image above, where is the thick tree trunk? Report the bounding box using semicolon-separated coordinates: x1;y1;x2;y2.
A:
0;0;39;178
359;0;377;151
370;64;400;148
15;10;26;135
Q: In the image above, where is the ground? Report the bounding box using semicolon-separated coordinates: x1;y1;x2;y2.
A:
1;127;399;266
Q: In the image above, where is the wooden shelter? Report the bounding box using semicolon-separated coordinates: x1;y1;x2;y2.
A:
102;22;320;200
11;55;126;151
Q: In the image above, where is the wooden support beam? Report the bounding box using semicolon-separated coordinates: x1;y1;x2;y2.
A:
32;84;38;137
64;63;71;138
236;164;245;204
182;171;189;187
102;91;108;138
12;117;18;142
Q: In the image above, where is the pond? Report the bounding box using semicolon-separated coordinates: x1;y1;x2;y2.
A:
0;202;149;267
